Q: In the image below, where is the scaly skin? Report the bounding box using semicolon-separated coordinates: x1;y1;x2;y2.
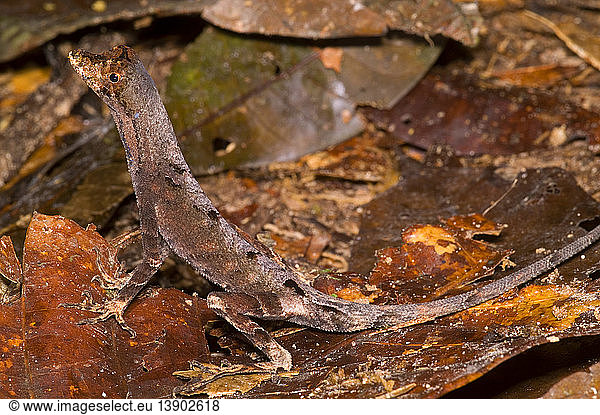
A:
66;45;600;370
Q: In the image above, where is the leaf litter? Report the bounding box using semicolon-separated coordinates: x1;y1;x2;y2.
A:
1;0;600;400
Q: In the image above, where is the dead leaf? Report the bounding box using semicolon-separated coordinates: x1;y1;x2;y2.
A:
0;0;211;63
315;214;512;305
524;10;600;71
203;0;481;46
362;70;600;155
369;215;512;302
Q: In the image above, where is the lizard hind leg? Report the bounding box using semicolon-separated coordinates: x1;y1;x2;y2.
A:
207;291;293;371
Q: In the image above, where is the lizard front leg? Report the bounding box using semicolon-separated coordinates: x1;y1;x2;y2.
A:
61;200;168;336
207;291;296;370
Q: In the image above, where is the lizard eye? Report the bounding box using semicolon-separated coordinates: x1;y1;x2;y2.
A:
108;73;120;83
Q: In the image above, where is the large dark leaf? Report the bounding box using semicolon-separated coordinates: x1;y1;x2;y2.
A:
165;28;440;173
362;71;600;155
203;0;481;46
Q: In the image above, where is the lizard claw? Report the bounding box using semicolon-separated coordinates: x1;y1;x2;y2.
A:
59;294;136;338
59;290;95;309
91;274;127;290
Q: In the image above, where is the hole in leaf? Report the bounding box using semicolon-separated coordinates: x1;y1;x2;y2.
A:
579;216;600;232
212;137;236;157
284;279;305;296
545;182;560;194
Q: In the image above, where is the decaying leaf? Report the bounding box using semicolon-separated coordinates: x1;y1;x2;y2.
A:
362;70;600;155
203;0;481;46
371;215;512;302
362;0;481;46
315;214;513;305
336;36;443;109
202;0;387;39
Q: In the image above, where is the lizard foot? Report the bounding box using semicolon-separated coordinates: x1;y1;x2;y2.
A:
255;348;292;372
261;343;292;371
59;291;136;337
207;291;294;371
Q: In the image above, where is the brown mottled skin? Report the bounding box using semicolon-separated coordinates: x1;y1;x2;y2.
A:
66;45;600;370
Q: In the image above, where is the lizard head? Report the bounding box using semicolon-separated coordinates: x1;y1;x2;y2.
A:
69;45;148;112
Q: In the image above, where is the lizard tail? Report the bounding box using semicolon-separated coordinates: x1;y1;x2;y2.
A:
305;223;600;331
376;223;600;328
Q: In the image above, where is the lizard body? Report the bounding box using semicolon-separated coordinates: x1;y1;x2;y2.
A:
67;45;600;370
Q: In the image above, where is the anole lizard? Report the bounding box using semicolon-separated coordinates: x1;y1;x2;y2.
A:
66;45;600;370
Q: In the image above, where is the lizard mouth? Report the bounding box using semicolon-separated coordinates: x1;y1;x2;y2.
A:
68;49;104;94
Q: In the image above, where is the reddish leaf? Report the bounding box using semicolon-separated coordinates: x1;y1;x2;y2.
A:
0;213;215;398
